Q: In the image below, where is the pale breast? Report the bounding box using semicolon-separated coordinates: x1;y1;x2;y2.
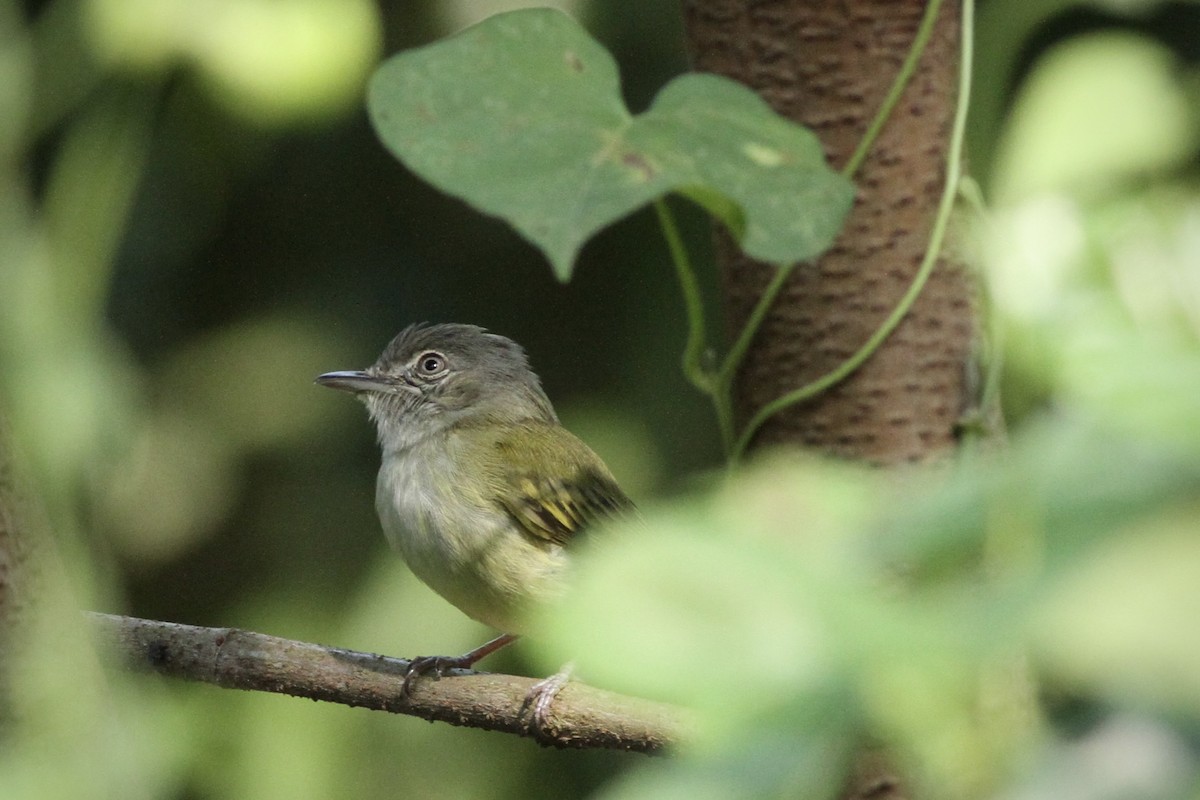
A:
374;442;568;633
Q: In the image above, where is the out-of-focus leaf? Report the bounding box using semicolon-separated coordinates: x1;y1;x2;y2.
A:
599;710;854;800
881;419;1200;575
1033;507;1200;715
538;514;836;713
94;315;352;561
984;185;1200;445
999;716;1196;800
160;315;349;452
993;32;1195;200
98;408;236;563
0;568;193;800
536;455;1035;796
1060;316;1200;451
83;0;381;123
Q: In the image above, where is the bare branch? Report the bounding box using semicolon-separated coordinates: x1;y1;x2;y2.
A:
87;612;690;754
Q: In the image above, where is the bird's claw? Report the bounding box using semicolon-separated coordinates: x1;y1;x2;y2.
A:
401;654;473;698
521;662;574;736
399;633;521;699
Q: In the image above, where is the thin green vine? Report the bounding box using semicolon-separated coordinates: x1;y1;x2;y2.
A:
706;0;944;423
654;199;736;451
718;261;797;396
654;199;709;392
656;0;968;463
842;0;947;180
731;0;973;461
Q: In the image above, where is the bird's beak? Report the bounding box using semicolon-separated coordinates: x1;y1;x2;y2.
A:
314;370;389;394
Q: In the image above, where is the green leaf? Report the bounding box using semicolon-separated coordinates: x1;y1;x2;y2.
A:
533;514;837;714
368;8;853;280
881;417;1200;576
1034;513;1200;715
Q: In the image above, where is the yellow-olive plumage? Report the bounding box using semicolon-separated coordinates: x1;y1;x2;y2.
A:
317;323;632;641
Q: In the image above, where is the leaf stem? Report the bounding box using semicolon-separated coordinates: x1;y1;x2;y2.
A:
730;0;974;461
655;199;737;452
654;199;708;389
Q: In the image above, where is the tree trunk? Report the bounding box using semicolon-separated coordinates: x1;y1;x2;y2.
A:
683;0;975;465
682;1;977;796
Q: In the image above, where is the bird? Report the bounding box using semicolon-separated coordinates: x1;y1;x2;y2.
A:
316;323;633;723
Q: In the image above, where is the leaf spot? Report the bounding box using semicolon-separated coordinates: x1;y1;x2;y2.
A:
743;142;784;167
620;151;657;181
564;50;584;72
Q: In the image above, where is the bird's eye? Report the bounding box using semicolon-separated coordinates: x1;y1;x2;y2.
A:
415;351;447;377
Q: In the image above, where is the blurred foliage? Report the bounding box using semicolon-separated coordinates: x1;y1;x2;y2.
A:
3;0;1200;799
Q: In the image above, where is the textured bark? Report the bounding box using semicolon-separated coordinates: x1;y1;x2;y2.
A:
683;0;976;464
682;1;976;796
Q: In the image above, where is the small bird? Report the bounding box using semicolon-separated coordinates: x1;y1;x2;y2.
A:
316;323;632;713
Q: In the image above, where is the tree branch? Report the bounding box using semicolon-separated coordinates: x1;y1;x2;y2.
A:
87;612;689;755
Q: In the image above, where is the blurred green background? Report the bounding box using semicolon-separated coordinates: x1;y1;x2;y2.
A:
4;0;1200;798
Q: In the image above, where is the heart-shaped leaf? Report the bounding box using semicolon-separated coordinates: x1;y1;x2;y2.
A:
369;8;853;280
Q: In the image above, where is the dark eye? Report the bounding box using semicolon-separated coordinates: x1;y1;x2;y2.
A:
415;351;447;377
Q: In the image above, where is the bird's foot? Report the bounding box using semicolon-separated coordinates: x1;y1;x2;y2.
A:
400;633;519;698
401;653;473;697
521;661;575;736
